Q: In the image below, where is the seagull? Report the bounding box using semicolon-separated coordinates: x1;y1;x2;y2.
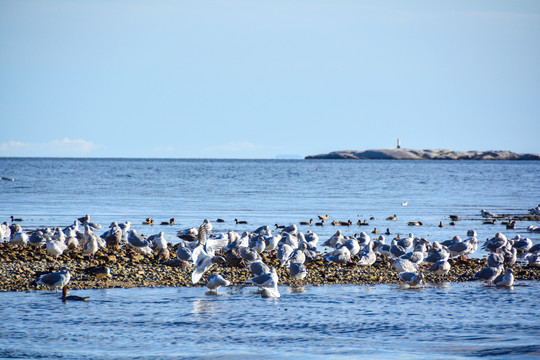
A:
358;242;377;266
248;260;271;276
127;229;152;254
82;233;99;260
398;272;423;287
289;262;307;284
206;274;230;293
493;268;514;287
325;245;351;266
37;267;71;291
480;209;497;218
10;225;28;247
392;258;418;273
429;259;451;280
473;264;504;285
191;247;226;284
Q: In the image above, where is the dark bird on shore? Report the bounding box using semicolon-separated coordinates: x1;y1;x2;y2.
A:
300;219;313;226
10;216;23;222
61;286;89;302
235;219;248;225
318;215;329;220
84;263;112;282
216;218;225;223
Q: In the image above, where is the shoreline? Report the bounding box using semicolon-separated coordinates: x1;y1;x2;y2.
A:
1;244;539;292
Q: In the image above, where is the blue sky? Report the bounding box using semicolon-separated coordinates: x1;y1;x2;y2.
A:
1;1;539;158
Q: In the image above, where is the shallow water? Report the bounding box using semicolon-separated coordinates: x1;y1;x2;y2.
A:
1;158;540;358
0;282;539;359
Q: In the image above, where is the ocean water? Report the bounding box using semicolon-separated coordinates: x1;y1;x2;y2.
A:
0;158;539;359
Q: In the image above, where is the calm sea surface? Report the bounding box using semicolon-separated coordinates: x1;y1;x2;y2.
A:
0;158;539;359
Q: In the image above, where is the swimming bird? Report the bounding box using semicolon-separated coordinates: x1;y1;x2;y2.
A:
206;274;230;292
493;268;514;287
386;215;397;221
37;267;71;291
234;219;248;225
401;201;408;206
449;215;461;221
300;219;313;226
315;220;324;226
61;286;89;302
438;221;445;228
216;218;225;223
318;215;329;220
10;215;23;222
398;272;423;287
142;217;154;225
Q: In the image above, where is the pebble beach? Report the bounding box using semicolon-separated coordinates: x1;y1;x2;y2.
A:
2;238;539;292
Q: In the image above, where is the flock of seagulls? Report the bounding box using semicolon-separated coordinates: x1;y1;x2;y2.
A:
1;207;539;299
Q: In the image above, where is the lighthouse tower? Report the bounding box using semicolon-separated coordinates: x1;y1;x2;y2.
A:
397;138;401;149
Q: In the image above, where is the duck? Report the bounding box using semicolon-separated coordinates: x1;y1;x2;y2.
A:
438;221;445;228
61;286;89;302
315;220;324;226
216;218;225;223
318;215;329;220
401;201;408;206
385;228;392;235
386;215;397;221
10;215;23;222
371;228;379;234
234;219;248;225
160;218;176;225
449;215;461;221
300;219;313;226
142;217;154;225
357;220;369;226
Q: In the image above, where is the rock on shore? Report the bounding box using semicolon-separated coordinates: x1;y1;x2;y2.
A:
305;148;540;160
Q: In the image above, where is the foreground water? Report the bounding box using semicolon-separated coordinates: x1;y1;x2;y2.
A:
0;282;539;359
1;158;539;358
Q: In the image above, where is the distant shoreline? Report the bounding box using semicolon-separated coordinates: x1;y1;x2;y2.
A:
305;148;540;160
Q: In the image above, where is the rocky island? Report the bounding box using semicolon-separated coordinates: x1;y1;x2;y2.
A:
305;148;540;160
